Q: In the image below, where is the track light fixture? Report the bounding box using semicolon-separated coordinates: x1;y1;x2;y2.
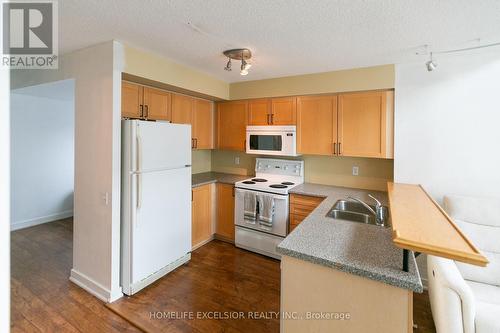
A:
420;40;500;72
223;48;252;76
426;52;437;72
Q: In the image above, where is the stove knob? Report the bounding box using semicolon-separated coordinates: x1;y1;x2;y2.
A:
284;166;288;170
266;165;271;168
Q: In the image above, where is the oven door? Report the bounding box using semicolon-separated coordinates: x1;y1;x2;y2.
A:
246;126;297;156
234;188;289;237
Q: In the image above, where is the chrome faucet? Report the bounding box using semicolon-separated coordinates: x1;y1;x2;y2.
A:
347;194;389;226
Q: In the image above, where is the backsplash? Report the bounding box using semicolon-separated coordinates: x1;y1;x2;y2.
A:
210;150;394;192
191;150;212;174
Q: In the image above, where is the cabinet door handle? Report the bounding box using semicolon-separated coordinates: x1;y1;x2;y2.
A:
232;187;235;197
333;142;337;155
191;138;194;149
194;138;198;149
139;105;144;118
270;113;274;124
144;105;149;118
266;114;271;125
338;142;342;155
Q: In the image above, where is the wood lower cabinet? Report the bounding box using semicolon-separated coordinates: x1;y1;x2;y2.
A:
289;194;325;233
192;99;214;149
297;96;338;155
192;184;212;249
143;86;171;121
216;183;235;241
217;101;248;151
338;91;393;158
122;81;143;119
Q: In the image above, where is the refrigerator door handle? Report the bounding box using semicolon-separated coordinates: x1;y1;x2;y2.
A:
136;134;142;171
136;133;143;211
137;173;142;211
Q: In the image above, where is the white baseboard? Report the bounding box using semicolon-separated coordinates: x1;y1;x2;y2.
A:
11;210;73;231
70;269;123;303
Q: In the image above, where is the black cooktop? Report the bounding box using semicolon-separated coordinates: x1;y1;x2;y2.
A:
269;184;288;189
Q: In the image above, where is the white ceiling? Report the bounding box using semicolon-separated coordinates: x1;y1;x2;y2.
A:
60;0;500;82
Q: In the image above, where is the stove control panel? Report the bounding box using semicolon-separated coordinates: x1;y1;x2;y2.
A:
255;158;304;177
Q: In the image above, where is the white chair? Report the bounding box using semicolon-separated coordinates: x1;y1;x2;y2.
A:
427;195;500;333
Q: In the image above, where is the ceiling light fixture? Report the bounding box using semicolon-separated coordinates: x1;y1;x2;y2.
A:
223;48;252;76
426;52;437;72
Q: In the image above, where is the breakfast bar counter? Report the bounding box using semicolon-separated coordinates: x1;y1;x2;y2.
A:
277;183;422;333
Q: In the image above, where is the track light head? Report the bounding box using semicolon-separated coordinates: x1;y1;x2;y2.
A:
426;53;437;71
224;58;232;71
240;59;251;75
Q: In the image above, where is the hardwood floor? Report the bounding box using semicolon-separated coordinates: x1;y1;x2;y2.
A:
11;218;436;332
11;219;141;333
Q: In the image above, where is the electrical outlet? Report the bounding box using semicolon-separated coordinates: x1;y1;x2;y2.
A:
352;166;359;176
234;157;240;165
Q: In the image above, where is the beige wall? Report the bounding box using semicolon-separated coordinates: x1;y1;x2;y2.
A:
123;44;229;100
230;64;394;99
209;64;396;190
211;150;393;191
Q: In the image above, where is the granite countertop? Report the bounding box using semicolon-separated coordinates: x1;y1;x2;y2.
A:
192;172;249;188
277;183;423;293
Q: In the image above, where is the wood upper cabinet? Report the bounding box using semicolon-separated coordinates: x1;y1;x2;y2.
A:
217;101;248;151
271;97;296;125
296;95;338;155
171;93;193;125
122;81;143;119
143;87;171;121
192;184;212;249
122;81;171;121
338;91;393;158
192;99;214;149
248;99;271;125
216;183;235;241
247;97;296;125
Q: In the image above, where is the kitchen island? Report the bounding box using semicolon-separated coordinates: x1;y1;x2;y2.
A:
277;183;422;333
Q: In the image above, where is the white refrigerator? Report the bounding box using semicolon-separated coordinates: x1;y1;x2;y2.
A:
121;119;191;296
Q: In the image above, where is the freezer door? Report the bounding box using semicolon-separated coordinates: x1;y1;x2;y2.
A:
126;120;191;172
124;167;191;289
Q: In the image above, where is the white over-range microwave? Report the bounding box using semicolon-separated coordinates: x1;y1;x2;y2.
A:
246;126;299;156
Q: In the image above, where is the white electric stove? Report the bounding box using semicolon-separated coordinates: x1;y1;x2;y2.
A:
234;158;304;259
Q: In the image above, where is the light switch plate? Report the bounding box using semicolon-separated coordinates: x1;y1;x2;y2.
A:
235;157;240;165
352;166;359;176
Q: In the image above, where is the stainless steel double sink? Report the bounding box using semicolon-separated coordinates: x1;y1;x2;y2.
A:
326;200;390;227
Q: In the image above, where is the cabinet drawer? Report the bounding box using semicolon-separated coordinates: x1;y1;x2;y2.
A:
290;203;316;217
290;194;325;207
290;213;305;225
289;214;306;233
